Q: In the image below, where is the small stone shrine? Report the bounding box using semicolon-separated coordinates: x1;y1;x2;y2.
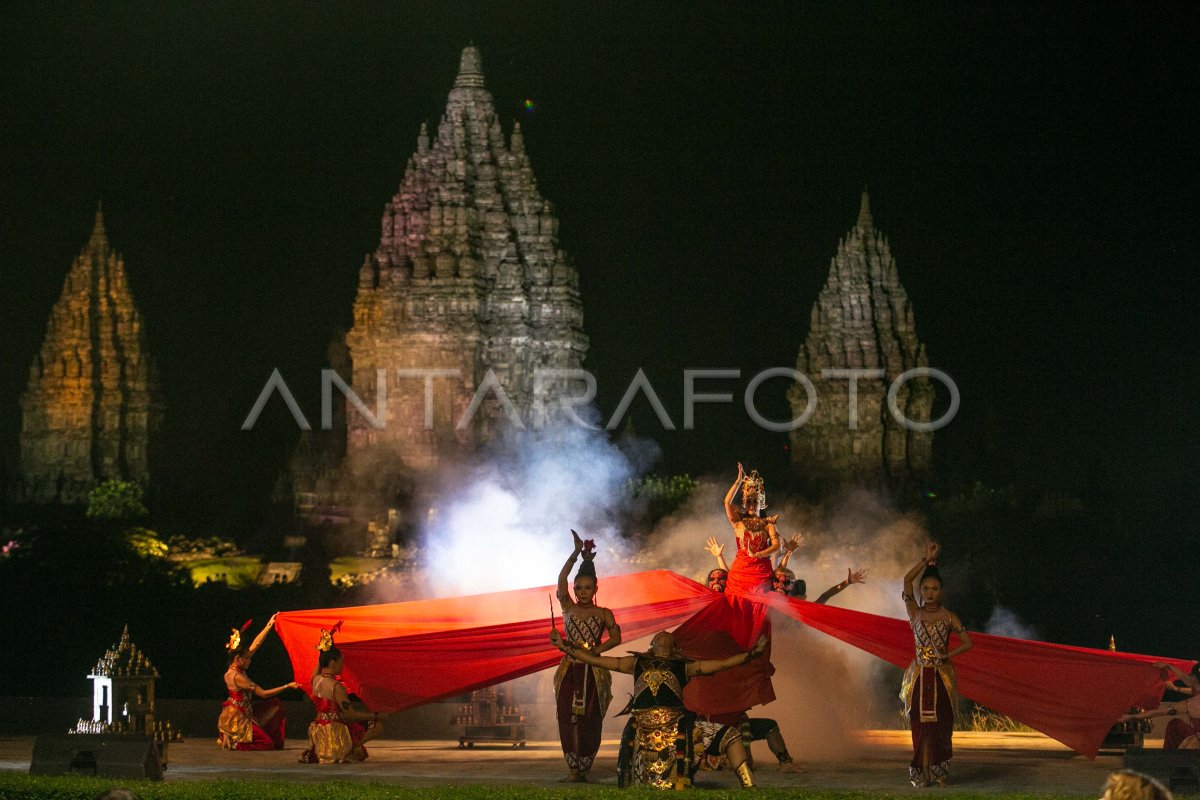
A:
72;625;180;749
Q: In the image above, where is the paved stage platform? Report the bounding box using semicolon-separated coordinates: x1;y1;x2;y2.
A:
0;731;1159;793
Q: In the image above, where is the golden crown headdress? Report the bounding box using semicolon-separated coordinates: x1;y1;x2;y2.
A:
316;620;344;652
742;469;766;510
226;619;253;652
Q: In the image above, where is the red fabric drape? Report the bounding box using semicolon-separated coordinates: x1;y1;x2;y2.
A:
674;592;775;715
276;569;1194;759
275;570;718;712
756;591;1196;759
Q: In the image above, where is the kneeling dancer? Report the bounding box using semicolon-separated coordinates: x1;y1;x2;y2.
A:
550;627;768;789
300;626;388;763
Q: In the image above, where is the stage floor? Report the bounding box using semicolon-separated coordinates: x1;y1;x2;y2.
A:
0;731;1154;793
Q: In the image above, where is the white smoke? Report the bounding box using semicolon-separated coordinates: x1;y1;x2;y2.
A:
984;605;1039;640
417;424;640;596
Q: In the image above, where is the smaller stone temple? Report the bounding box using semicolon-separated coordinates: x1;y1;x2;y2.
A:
19;206;164;504
72;625;178;745
788;191;934;496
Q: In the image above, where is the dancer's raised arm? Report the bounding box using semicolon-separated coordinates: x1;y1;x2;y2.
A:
776;533;804;570
815;568;867;605
557;530;585;608
724;463;746;522
902;542;938;618
705;537;730;571
247;613;278;656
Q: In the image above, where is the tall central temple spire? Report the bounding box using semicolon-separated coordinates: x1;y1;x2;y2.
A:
334;45;588;501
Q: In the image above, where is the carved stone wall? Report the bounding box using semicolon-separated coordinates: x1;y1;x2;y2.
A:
339;46;588;497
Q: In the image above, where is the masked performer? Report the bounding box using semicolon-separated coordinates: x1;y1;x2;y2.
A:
723;464;781;594
218;614;300;750
555;530;622;781
300;627;388;763
1120;663;1200;749
552;627;768;789
900;542;973;787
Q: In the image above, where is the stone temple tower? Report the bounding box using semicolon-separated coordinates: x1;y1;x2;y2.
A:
19;206;164;504
787;192;933;496
341;46;588;495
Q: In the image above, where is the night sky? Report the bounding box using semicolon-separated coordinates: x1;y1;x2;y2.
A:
1;3;1196;532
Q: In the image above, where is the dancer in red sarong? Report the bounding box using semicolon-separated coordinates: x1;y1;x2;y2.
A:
1120;662;1200;749
900;542;973;786
723;463;780;594
218;614;301;751
554;530;622;781
300;626;388;763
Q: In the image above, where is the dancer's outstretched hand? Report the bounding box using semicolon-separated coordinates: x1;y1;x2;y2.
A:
784;533;805;552
737;462;745;480
848;568;867;584
704;537;725;557
924;540;940;562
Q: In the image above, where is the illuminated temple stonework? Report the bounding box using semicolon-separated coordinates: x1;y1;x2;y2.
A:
19;207;163;504
788;192;933;495
296;46;588;508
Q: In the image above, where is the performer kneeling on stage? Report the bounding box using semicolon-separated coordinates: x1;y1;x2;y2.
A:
300;627;388;763
1120;662;1200;749
550;627;768;789
901;542;972;787
218;614;301;751
555;530;622;782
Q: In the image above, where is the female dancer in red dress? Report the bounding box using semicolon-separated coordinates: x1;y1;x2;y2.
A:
722;463;781;594
218;614;301;751
301;627;388;763
900;542;973;786
555;531;622;781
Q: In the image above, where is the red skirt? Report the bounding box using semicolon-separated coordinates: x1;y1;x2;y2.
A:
726;552;773;595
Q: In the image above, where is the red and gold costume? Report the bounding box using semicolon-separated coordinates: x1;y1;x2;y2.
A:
554;612;613;774
900;610;959;785
300;674;371;763
727;513;778;595
217;668;286;751
1163;695;1200;749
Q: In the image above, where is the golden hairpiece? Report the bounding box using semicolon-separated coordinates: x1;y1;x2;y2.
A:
226;619;253;652
315;620;344;653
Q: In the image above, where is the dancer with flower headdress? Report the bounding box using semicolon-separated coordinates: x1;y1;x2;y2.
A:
218;613;301;751
554;530;622;782
723;463;781;594
300;623;388;764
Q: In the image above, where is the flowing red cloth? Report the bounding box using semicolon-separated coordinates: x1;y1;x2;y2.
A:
276;569;1193;758
674;592;775;715
275;570;717;712
757;592;1196;759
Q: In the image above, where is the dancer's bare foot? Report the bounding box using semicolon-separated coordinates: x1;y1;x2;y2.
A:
779;760;808;773
575;772;591;783
559;773;580;783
